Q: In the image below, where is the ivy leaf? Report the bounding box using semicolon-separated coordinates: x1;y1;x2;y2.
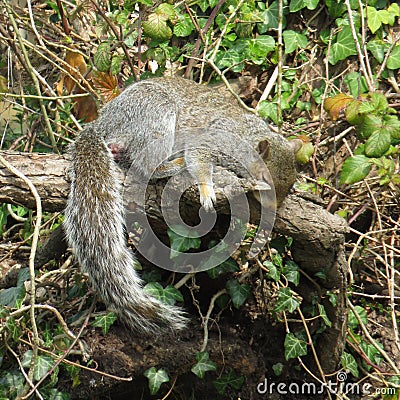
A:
263;260;280;281
318;304;332;327
387;45;400;70
289;0;319;13
226;280;251;309
257;101;279;124
162;285;184;305
284;332;308;360
283;30;308;54
258;1;281;32
0;268;29;308
143;282;164;298
191;352;217;379
367;6;382;33
274;287;300;313
21;351;55;382
341;352;359;377
343;72;368;97
93;42;111;72
92;312;118;335
329;26;358;65
348;305;368;329
207;258;239;279
367;40;389;63
167;226;201;259
144;367;169;395
282;261;300;286
174;14;194;37
340;155;372;184
213;370;244;394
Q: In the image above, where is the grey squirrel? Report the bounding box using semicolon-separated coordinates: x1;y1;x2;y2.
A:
64;76;298;333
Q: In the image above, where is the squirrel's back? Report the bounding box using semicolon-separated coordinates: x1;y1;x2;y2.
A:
64;76;297;333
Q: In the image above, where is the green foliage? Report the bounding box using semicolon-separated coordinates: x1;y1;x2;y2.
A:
92;312;118;335
274;287;301;313
325;92;400;185
225;279;251;309
284;332;308;360
144;367;170;395
0;268;29;308
167;226;201;258
143;282;184;306
213;369;244;395
21;350;55;382
341;351;359;377
191;351;217;379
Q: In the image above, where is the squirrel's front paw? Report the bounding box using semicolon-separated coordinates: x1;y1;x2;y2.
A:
199;183;216;212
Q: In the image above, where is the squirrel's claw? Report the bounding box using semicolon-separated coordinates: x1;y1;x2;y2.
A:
199;183;216;212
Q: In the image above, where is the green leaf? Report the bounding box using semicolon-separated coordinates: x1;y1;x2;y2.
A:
348;305;368;329
282;260;300;286
257;101;279;124
226;280;251;309
142;13;172;41
44;389;70;400
213;370;244;394
325;0;346;18
162;285;184;305
191;352;217;378
329;26;358;65
341;352;359;377
144;283;183;306
258;1;281;31
92;312;117;335
289;0;319;12
93;42;111;72
283;30;308;54
263;260;280;281
156;3;176;20
318;304;332;327
110;55;122;76
358;114;383;138
387;45;400;70
274;287;300;313
21;351;55;382
207;258;239;279
367;40;390;63
384;115;400;141
167;226;201;259
367;6;382;33
340;155;372;184
144;367;170;395
272;362;284;376
364;130;391;157
284;332;308;360
344;72;369;96
174;14;194;37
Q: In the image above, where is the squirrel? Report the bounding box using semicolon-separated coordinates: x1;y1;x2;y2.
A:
64;76;298;334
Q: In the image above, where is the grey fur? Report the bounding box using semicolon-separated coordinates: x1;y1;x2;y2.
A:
64;77;297;333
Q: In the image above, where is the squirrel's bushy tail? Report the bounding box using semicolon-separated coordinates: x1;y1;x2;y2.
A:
64;125;187;333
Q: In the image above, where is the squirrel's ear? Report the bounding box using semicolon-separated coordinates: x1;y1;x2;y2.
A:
257;139;270;161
